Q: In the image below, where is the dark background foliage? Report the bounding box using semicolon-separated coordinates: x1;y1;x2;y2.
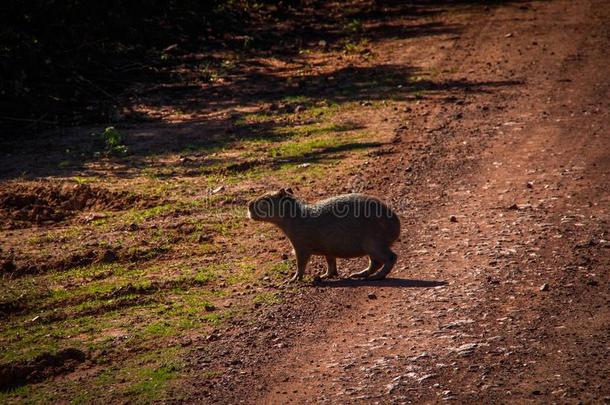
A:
0;0;303;133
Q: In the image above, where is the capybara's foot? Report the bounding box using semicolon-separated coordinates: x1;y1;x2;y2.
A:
349;269;371;278
366;253;396;280
285;274;302;283
366;272;388;281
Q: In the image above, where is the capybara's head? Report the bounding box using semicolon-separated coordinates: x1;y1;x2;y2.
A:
247;188;296;223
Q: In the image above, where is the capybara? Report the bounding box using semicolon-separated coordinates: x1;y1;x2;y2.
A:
247;188;400;281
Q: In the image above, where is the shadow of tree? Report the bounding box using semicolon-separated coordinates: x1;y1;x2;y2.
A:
0;0;527;180
0;62;521;180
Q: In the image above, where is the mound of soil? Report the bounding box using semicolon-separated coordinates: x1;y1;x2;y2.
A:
0;182;152;228
0;348;86;391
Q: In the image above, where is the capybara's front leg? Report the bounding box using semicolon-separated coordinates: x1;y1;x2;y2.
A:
289;250;311;282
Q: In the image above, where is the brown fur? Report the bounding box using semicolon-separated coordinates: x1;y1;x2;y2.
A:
247;189;400;281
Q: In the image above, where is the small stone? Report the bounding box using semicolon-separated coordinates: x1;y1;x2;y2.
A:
418;373;437;383
294;105;305;113
367;293;377;300
526;181;534;188
83;212;107;223
198;234;212;243
212;185;225;194
451;343;479;357
540;283;549;291
386;381;401;394
449;215;458;223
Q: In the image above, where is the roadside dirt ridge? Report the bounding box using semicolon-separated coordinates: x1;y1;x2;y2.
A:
191;0;609;403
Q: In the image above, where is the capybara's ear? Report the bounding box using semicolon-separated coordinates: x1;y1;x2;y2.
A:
286;187;294;195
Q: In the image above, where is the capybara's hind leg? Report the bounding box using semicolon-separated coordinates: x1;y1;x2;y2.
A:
368;251;397;280
349;257;382;278
321;256;338;279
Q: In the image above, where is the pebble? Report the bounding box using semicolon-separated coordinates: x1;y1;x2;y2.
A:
367;293;378;300
418;373;437;383
540;283;550;291
212;185;225;194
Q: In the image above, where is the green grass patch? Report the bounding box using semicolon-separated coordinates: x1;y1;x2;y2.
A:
201;370;223;379
124;203;176;223
125;364;177;401
145;321;175;337
225;261;258;285
192;267;218;284
201;312;223;325
264;261;292;280
253;291;281;306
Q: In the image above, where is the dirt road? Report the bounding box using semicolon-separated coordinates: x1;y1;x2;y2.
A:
1;0;608;403
190;0;609;403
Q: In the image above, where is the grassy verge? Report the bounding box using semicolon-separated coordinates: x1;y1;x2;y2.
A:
0;92;396;402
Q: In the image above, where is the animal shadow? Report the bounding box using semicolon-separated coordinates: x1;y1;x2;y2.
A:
316;277;447;288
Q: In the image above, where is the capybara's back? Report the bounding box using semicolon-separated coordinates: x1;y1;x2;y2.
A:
300;194;400;258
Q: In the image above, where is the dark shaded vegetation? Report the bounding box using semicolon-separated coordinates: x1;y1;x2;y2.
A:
0;0;306;133
0;0;525;137
0;0;527;181
0;58;520;180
